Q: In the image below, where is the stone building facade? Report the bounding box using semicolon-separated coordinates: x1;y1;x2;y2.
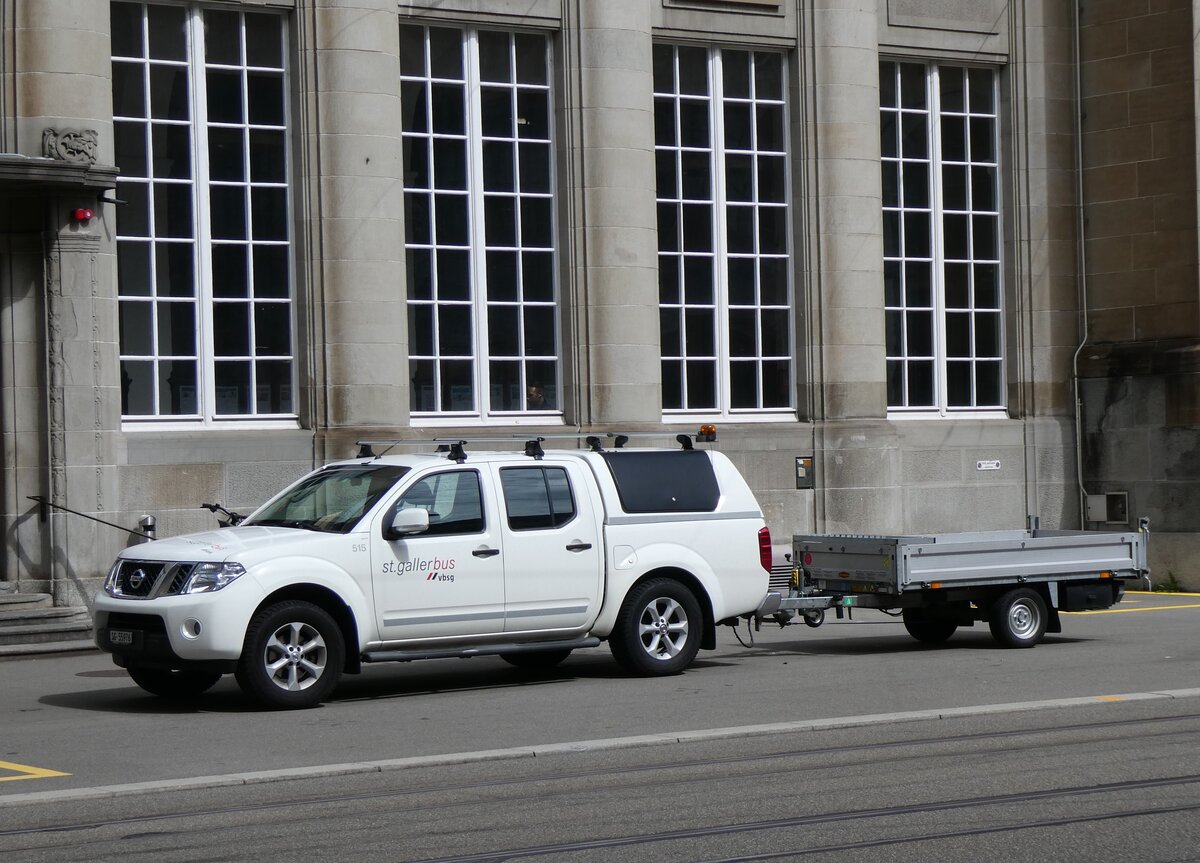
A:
0;0;1194;607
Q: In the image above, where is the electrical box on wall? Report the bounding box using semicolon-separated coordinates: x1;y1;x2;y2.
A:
795;456;814;490
1086;492;1128;524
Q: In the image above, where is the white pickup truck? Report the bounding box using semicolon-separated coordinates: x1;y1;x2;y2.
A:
94;439;772;708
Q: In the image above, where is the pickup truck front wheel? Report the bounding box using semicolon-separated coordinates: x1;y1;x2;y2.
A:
988;588;1048;648
236;601;345;709
610;578;702;676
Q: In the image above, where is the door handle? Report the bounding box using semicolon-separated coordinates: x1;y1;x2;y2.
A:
565;541;593;552
472;546;501;558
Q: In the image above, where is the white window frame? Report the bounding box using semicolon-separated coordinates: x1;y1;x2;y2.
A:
654;43;796;423
881;59;1006;420
113;2;297;430
401;25;561;426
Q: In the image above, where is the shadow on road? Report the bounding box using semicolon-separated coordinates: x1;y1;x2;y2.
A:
38;631;1094;715
730;632;1093;656
40;653;632;714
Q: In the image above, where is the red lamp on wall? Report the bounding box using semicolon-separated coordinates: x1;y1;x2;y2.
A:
71;207;94;224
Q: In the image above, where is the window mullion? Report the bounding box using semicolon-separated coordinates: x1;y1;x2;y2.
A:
190;5;216;424
927;64;949;416
464;28;489;419
710;48;731;418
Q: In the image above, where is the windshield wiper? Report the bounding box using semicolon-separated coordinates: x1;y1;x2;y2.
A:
245;518;323;531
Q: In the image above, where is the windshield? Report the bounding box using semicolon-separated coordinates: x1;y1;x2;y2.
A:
243;464;410;533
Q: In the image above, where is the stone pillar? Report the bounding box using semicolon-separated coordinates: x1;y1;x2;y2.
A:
567;0;661;424
808;2;900;533
0;232;50;593
810;1;887;420
304;0;408;436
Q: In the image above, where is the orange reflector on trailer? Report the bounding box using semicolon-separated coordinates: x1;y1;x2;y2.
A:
1099;571;1112;579
929;582;943;589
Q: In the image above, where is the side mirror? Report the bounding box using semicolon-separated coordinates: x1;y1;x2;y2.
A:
385;507;429;540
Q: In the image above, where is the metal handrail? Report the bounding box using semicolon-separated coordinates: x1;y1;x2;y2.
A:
28;496;152;539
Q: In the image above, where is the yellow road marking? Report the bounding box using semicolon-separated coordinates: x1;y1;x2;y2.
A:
1064;603;1200;615
0;760;70;783
1127;590;1200;597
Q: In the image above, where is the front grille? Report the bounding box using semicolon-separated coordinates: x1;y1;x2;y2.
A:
112;561;196;598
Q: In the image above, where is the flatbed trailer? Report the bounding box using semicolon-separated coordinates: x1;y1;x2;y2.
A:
756;519;1150;648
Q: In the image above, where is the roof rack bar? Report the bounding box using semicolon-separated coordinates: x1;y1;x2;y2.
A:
353;426;715;458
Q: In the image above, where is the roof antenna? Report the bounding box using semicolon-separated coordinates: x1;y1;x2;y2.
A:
675;434;694;450
356;442;376;458
585;435;604;452
524;438;545;460
447;441;467;463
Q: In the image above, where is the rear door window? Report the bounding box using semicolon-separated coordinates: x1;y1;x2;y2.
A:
500;467;576;530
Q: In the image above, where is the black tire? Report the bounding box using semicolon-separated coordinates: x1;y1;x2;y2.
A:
127;666;222;699
988;587;1048;648
902;609;958;644
235;600;345;709
803;609;825;628
500;649;573;670
609;578;703;676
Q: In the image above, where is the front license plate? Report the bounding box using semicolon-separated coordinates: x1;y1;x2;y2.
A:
108;629;134;646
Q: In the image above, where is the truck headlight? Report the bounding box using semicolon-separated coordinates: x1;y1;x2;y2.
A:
102;560;122;596
183;562;246;594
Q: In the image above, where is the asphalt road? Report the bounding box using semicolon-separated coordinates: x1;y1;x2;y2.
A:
1;592;1198;861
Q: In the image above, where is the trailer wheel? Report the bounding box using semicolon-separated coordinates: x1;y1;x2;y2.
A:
988;588;1047;648
803;609;825;628
236;600;344;709
609;578;702;676
902;609;957;644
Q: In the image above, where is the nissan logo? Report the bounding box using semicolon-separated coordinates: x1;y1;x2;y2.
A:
127;568;147;591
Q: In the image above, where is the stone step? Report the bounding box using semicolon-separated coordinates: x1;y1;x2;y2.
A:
0;592;53;610
0;619;94;647
0;605;89;624
0;639;97;659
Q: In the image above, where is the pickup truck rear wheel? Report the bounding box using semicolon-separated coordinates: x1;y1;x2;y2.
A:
236;600;344;709
902;609;957;644
989;588;1047;648
127;666;222;699
610;578;702;676
500;649;572;670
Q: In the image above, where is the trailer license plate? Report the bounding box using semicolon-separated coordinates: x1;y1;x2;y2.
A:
109;629;134;646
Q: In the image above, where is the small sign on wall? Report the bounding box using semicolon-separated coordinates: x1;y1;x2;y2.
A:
796;456;814;489
976;459;1001;471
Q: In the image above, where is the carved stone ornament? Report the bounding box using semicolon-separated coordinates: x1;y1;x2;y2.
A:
42;128;99;165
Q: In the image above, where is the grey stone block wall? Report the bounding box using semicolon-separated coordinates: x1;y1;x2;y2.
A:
1;0;1156;606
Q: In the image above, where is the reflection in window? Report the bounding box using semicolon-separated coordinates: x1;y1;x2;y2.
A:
654;44;793;415
112;2;293;420
401;26;559;419
398;471;484;535
881;61;1003;413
